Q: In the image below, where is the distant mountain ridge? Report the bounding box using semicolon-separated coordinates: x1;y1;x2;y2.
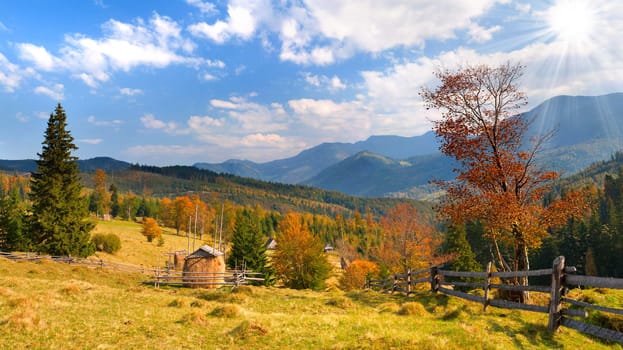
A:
194;132;439;184
0;157;131;174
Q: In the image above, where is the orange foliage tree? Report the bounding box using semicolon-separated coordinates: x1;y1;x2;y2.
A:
273;212;331;290
92;169;111;217
420;62;585;294
339;259;379;291
375;203;443;273
141;217;162;242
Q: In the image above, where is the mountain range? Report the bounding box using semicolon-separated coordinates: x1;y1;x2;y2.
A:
2;93;623;199
195;93;623;197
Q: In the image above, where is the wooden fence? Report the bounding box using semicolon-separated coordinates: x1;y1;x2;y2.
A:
0;251;265;288
367;256;623;345
148;268;265;288
0;251;151;274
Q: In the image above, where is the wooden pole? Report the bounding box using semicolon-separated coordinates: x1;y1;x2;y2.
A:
431;266;439;293
407;268;412;294
548;256;565;332
484;261;492;311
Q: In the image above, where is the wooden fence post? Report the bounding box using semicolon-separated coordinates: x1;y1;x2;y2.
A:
548;256;565;332
407;268;412;294
483;262;492;311
431;266;439;293
392;273;398;293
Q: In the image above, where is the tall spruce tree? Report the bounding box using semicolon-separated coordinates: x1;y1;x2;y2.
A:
29;103;94;257
227;209;274;285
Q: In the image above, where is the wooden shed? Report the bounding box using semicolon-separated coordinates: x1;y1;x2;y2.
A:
182;245;225;288
265;237;277;250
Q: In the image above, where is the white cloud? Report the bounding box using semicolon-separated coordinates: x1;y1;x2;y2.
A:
87;115;123;127
281;0;500;64
15;112;28;122
202;73;218;81
0;53;30;92
288;98;375;138
34;83;64;100
186;0;217;15
77;138;103;145
303;72;320;86
120;87;143;96
330;76;346;90
17;13;204;87
240;133;288;148
468;23;502;43
188;0;272;43
0;21;8;32
125;144;205;159
17;43;60;71
206;59;226;68
188;0;500;65
208;96;288;133
303;72;346;91
140;113;185;135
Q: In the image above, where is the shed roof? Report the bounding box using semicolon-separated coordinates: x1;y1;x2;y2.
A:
187;245;224;258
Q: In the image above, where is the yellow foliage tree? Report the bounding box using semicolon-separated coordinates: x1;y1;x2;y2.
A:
273;212;331;290
142;217;162;242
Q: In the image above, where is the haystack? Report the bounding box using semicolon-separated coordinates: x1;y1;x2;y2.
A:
182;245;225;289
173;251;187;270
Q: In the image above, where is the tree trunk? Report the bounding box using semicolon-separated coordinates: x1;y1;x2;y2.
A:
514;226;530;303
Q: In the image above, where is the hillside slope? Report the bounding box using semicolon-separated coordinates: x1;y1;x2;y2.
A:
0;256;609;349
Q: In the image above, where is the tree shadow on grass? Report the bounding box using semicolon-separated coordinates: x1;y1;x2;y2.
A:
344;289;451;312
486;317;561;349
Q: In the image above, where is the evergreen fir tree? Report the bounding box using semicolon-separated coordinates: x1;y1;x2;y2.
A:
109;183;120;218
29;104;94;257
0;187;29;251
446;225;480;269
227;209;274;285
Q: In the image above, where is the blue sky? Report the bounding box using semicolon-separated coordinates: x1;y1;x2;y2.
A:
0;0;621;165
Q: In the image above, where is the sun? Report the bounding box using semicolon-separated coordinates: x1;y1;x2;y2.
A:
545;0;597;44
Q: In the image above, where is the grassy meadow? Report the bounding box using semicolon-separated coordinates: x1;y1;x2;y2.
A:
90;219;207;267
0;220;622;349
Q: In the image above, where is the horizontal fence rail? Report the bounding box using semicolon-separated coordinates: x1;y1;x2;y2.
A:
0;251;153;274
0;251;264;288
366;256;623;345
148;269;265;287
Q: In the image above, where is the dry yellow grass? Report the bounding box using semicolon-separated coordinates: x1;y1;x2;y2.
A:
91;219;209;267
0;220;621;349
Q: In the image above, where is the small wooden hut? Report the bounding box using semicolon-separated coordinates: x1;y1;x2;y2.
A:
182;245;225;288
265;237;277;250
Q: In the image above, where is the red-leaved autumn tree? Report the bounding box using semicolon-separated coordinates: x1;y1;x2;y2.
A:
420;62;585;299
375;203;445;273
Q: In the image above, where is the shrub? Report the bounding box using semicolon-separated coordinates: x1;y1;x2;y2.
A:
178;311;208;326
339;259;380;291
377;302;400;313
210;304;241;318
397;302;427;316
326;296;355;310
228;320;268;339
168;299;185;308
91;233;121;254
